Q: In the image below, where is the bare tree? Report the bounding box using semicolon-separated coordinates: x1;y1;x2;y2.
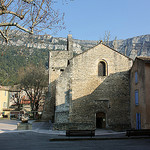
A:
9;91;21;110
0;0;71;42
103;31;110;46
18;63;48;115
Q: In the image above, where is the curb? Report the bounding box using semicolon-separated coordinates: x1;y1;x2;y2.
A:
49;136;150;141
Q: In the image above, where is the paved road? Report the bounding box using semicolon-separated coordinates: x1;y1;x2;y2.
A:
1;120;150;150
0;132;150;150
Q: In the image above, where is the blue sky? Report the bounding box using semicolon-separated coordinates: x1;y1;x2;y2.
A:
52;0;150;41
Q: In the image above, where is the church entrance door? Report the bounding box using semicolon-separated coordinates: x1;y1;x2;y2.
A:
96;112;106;129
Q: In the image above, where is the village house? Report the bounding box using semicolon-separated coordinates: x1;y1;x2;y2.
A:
0;86;10;118
0;85;45;119
130;57;150;129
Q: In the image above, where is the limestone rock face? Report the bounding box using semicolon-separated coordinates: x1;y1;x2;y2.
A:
2;31;150;59
109;35;150;59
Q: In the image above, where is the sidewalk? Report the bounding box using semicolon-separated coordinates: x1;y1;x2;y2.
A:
49;130;150;141
1;120;150;141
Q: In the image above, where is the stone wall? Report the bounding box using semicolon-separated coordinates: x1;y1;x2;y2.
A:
71;44;132;101
53;123;95;130
55;43;133;130
70;71;131;130
48;35;73;122
48;51;72;121
42;92;52;121
55;66;71;123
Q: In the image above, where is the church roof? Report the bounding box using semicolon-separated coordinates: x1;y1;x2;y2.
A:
72;41;133;61
137;56;150;62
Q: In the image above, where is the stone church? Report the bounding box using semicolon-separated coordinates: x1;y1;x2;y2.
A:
48;34;133;131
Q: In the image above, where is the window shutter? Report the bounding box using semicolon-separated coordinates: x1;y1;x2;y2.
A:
135;90;139;105
135;72;138;84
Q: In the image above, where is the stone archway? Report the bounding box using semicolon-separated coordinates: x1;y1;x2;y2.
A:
96;112;106;129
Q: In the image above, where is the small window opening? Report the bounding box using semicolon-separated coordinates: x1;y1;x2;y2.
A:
60;69;64;72
67;60;70;65
98;61;106;76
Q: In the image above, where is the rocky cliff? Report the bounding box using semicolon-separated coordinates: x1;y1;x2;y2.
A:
1;31;150;85
1;31;150;59
109;34;150;59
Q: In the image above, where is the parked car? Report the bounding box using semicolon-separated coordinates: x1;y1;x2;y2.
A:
17;114;23;120
10;114;16;120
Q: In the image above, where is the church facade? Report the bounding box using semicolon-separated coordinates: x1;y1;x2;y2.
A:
48;35;133;131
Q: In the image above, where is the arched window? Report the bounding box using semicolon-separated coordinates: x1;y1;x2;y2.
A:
98;61;106;76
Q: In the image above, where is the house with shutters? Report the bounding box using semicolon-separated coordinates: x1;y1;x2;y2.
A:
130;57;150;129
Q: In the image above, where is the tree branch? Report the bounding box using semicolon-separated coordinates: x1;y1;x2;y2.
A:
31;0;44;31
0;0;66;42
0;29;8;42
0;22;33;34
5;0;13;8
0;10;24;19
22;0;34;4
0;9;30;20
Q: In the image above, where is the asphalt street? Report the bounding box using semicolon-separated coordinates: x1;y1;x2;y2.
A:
0;132;150;150
0;120;150;150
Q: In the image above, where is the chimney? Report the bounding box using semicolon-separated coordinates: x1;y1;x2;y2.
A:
67;34;73;58
67;34;73;52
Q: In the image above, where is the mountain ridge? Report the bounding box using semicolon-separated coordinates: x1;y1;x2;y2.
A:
1;32;150;85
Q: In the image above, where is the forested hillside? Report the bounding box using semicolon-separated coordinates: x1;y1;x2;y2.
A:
0;45;49;85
